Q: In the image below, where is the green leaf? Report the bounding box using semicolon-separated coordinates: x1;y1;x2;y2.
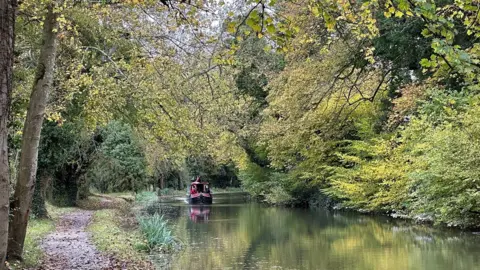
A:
267;24;276;34
227;22;236;33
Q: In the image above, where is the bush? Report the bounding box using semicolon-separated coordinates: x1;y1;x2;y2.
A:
324;90;480;228
89;121;148;193
158;188;173;196
239;160;295;205
407;104;480;227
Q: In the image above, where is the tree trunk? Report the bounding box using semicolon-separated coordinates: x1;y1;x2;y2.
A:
7;5;58;260
159;175;164;189
76;174;89;201
31;174;50;219
0;0;17;268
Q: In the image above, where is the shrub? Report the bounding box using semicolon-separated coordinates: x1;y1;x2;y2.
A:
408;104;480;228
89;121;148;193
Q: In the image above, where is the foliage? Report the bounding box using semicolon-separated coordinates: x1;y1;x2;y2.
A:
35;120;95;208
239;160;293;205
324;90;480;228
186;155;240;188
7;0;480;231
137;213;176;251
89;121;147;193
407;100;480;227
325;138;412;212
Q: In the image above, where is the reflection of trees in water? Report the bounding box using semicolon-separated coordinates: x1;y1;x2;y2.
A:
141;203;182;220
213;192;250;204
165;205;480;270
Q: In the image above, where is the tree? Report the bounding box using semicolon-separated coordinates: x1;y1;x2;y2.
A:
89;121;147;193
8;4;58;260
0;0;17;268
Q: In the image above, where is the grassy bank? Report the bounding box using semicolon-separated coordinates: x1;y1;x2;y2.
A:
211;187;244;193
134;191;179;251
87;191;179;268
79;193;153;268
134;191;182;268
88;209;155;268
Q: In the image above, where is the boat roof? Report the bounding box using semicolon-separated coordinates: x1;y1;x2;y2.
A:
190;181;209;185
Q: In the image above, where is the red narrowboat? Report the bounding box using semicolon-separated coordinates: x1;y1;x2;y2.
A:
187;180;213;204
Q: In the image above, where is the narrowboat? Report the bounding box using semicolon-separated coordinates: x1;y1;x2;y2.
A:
187;180;213;204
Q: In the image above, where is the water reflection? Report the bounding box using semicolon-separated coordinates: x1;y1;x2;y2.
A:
150;193;480;270
188;206;211;223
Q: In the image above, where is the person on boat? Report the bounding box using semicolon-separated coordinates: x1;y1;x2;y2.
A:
195;176;201;182
191;185;198;194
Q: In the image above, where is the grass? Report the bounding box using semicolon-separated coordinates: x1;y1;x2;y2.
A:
77;193;133;210
46;203;76;219
105;192;136;202
135;191;158;203
134;191;179;251
80;193;157;268
137;213;176;251
87;209;149;259
88;193;180;268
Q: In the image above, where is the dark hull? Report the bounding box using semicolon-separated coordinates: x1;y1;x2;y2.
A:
187;194;213;204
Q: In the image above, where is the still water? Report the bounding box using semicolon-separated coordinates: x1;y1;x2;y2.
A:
147;192;480;270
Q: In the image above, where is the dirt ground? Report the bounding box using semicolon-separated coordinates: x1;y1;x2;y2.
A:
37;211;113;270
28;194;154;270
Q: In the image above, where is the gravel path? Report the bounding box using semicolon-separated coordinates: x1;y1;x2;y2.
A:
38;211;112;270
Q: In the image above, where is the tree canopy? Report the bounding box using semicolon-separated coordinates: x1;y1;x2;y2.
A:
4;1;480;254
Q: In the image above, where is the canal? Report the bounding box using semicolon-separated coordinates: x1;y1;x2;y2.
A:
147;192;480;270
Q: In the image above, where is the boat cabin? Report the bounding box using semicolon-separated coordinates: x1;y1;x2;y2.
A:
190;181;210;194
